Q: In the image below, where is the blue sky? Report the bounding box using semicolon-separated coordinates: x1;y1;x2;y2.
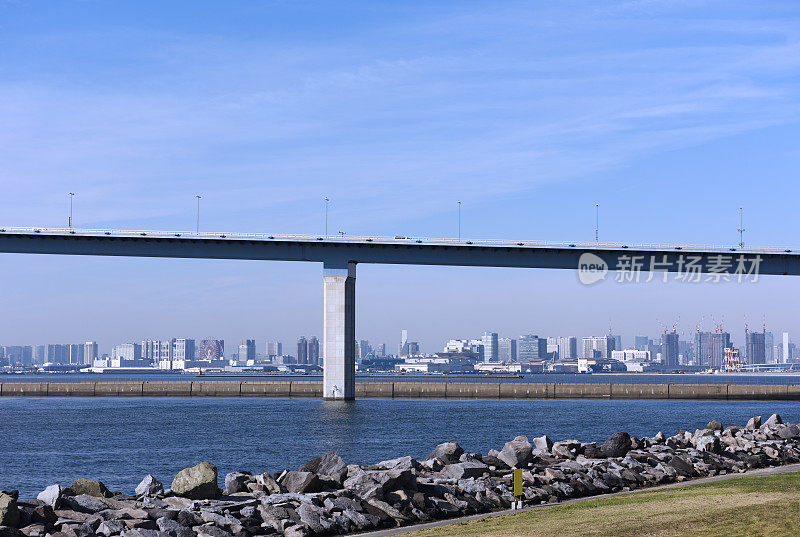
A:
2;0;800;354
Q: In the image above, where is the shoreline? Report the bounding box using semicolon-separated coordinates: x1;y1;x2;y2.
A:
2;413;799;537
2;380;800;400
355;462;800;537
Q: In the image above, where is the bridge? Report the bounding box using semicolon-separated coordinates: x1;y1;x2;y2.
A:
2;226;800;399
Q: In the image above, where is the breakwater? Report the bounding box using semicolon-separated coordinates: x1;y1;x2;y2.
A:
2;380;800;400
1;413;799;537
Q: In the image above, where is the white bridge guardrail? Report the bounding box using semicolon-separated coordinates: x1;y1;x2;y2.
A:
0;226;796;254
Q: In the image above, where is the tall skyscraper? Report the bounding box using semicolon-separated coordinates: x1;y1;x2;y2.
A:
34;345;45;365
376;343;386;357
498;338;517;362
556;336;578;360
399;329;408;355
297;337;308;364
308;336;320;365
518;335;547;362
612;335;622;352
634;336;649;351
765;331;774;363
661;331;679;366
784;332;790;364
173;339;195;362
84;342;98;365
694;332;731;367
267;341;282;358
238;339;256;363
141;340;160;362
69;344;84;365
46;344;69;364
582;336;615;360
745;332;766;365
357;340;371;360
481;332;499;363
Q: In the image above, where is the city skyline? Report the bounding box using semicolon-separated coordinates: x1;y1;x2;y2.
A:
3;2;800;352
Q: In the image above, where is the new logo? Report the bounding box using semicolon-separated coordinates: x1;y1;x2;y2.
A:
578;252;608;285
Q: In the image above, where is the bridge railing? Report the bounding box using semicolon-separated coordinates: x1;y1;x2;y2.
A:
0;226;795;253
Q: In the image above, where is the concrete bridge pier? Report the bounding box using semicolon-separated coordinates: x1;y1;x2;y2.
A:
323;261;356;400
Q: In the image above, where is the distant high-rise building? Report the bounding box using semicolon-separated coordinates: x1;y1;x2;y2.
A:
498;338;517;362
400;329;408;355
481;332;499;363
111;343;142;366
69;344;84;365
297;337;308;364
159;340;174;362
694;332;731;367
357;339;371;360
141;340;160;362
518;335;547;362
84;342;98;365
661;331;679;366
634;336;650;351
611;335;622;352
308;336;320;366
745;332;766;365
34;345;45;365
582;336;615;360
46;344;69;364
267;341;282;358
2;346;32;367
556;336;578;360
376;343;386;357
765;331;774;363
783;332;790;364
238;339;256;363
173;339;195;362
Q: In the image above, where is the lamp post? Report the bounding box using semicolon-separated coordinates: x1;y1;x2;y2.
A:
595;204;599;243
738;206;745;248
458;200;461;241
325;197;329;237
68;192;74;228
195;195;201;233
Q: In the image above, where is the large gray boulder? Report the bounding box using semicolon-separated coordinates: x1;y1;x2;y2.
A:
497;436;533;468
223;472;251;495
428;443;464;465
135;475;164;497
70;478;113;498
601;432;632;458
279;471;324;494
36;485;66;509
253;473;284;494
706;420;723;431
63;494;109;513
532;435;553;452
298;452;348;486
764;414;783;427
0;493;19;528
745;416;761;430
552;440;581;460
442;461;489;480
155;517;196;537
170;462;218;499
778;424;800;439
668;455;697;477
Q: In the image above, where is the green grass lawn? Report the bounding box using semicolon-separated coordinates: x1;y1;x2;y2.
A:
411;471;800;537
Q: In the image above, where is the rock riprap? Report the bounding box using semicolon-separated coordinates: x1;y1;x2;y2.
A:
5;414;800;537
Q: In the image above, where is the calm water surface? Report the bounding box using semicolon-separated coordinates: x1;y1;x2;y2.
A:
2;397;800;499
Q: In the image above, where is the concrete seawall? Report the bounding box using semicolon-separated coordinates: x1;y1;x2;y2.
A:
3;380;800;400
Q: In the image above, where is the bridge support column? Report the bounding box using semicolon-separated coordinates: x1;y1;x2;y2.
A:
323;262;356;400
